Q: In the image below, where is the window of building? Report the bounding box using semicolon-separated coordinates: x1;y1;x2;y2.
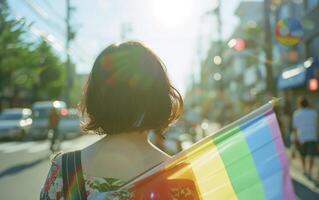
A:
292;2;305;17
309;35;319;58
306;0;319;11
279;5;290;18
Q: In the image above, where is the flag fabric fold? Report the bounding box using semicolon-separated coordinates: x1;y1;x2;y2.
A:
115;100;295;200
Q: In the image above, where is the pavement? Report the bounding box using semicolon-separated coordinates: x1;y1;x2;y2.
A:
288;149;319;199
0;134;101;200
0;134;318;200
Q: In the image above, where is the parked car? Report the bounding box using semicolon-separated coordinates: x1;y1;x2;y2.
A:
0;108;32;140
58;108;82;139
31;101;67;139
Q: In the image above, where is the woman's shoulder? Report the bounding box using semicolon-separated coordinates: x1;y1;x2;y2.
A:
50;151;63;163
40;153;64;200
41;150;130;200
47;151;71;168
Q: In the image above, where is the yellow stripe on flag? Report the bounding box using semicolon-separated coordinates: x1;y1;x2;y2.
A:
162;140;237;199
190;140;237;199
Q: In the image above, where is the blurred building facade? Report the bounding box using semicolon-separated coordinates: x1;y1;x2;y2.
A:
189;0;319;127
196;0;267;125
274;0;319;110
225;1;267;112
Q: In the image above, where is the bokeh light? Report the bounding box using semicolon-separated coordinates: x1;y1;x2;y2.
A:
213;56;222;65
213;73;222;81
228;38;245;51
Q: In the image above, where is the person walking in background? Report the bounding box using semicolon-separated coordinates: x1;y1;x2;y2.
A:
48;105;61;152
280;91;292;147
292;96;318;180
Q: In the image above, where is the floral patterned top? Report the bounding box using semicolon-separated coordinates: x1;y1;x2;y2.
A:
40;156;131;200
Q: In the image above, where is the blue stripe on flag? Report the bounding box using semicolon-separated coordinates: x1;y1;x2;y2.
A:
239;113;284;200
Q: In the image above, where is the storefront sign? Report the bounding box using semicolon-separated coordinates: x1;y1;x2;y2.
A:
275;18;303;46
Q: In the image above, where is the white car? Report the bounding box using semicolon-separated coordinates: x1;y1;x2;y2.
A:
58;108;82;139
31;101;67;139
0;108;32;140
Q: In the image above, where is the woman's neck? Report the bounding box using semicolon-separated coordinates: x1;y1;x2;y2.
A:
81;130;170;180
85;130;163;157
99;130;150;146
109;130;148;139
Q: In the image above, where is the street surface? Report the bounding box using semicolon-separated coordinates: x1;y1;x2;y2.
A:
289;150;319;200
0;135;101;200
0;135;318;200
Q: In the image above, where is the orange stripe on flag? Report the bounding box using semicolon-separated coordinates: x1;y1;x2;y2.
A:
130;162;201;199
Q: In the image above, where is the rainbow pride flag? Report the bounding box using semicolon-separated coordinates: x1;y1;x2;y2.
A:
113;99;295;200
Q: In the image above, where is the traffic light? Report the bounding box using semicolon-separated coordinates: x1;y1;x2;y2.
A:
228;38;257;51
228;38;245;51
308;79;318;91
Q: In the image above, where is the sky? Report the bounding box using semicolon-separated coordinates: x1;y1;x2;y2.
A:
9;0;240;94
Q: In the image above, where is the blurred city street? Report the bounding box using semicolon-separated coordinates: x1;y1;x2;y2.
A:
0;133;318;200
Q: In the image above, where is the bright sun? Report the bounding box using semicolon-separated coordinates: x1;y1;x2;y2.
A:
149;0;193;28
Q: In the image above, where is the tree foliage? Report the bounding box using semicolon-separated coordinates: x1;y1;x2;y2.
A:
0;0;66;106
32;41;65;100
0;1;30;90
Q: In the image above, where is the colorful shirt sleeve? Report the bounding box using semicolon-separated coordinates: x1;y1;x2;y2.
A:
40;158;64;200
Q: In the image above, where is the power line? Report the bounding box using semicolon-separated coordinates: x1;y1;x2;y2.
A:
30;25;88;63
22;0;65;34
30;26;65;52
9;8;66;53
24;0;87;59
40;0;65;21
17;1;89;63
24;1;96;64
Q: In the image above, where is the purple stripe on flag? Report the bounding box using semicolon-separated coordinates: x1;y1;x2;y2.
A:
267;110;295;200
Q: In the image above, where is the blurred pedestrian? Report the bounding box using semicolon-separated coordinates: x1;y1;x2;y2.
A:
40;41;183;199
48;105;61;152
280;92;292;147
292;96;318;180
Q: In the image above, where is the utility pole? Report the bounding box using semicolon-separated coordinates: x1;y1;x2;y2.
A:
198;0;223;90
215;0;223;90
263;0;276;97
65;0;75;106
216;0;222;52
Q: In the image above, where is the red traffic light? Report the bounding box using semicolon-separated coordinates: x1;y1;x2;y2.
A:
228;38;245;51
308;79;318;91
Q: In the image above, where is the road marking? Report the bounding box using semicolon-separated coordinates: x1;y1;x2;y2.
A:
2;142;37;153
0;142;19;151
27;142;50;153
0;141;48;153
0;135;101;154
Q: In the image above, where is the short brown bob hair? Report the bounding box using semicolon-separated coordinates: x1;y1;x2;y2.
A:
80;41;183;135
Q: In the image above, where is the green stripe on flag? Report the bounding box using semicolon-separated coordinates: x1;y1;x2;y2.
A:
212;127;265;200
